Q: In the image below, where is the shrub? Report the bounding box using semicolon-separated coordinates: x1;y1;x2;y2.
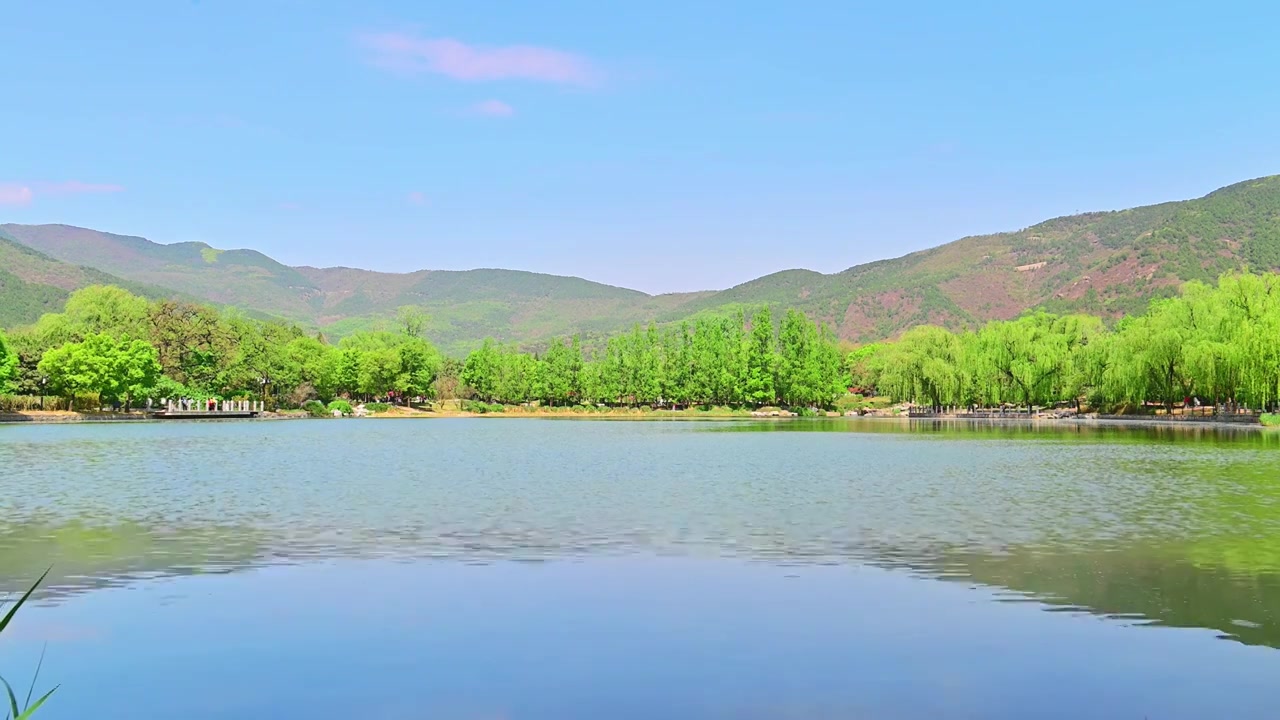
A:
302;400;329;418
1262;413;1280;427
834;394;866;412
327;400;354;416
461;400;507;414
365;402;392;413
0;395;43;413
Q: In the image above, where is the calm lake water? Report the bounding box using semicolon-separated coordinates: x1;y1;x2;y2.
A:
2;418;1279;719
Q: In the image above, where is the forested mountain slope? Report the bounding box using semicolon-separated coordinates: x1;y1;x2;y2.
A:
3;174;1279;351
0;223;710;354
0;223;324;319
661;176;1280;342
0;230;175;328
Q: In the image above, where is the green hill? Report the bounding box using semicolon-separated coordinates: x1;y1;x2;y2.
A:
297;265;712;353
655;175;1280;341
4;174;1280;352
0;230;181;328
0;223;324;318
0;223;711;354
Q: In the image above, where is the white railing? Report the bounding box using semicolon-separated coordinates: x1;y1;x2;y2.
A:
164;399;264;413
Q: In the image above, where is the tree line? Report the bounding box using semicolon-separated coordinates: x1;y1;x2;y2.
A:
9;272;1277;415
853;272;1280;413
0;286;444;409
460;308;848;407
0;286;849;410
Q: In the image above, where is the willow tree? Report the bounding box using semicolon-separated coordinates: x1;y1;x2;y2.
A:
1050;314;1108;410
1105;298;1197;411
61;284;151;340
878;325;966;408
1218;272;1280;410
970;313;1080;410
1238;311;1280;411
1061;320;1113;410
1180;281;1245;408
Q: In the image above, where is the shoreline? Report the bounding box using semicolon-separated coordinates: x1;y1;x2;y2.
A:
0;410;300;425
1;408;1270;431
901;414;1267;432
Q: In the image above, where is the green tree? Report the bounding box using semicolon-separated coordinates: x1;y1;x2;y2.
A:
327;347;363;398
395;305;430;338
878;325;966;408
971;313;1080;411
846;342;886;393
661;324;695;407
494;345;537;404
358;348;401;398
38;333;161;409
148;301;232;391
434;357;465;402
329;330;442;401
462;339;501;402
537;337;582;406
0;329;17;393
62;285;150;339
216;316;301;404
397;337;442;400
689;316;745;405
775;310;844;407
1059;316;1110;411
744;307;777;406
1106;298;1197;411
285;336;336;402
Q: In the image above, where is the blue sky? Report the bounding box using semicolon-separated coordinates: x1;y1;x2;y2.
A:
3;0;1279;293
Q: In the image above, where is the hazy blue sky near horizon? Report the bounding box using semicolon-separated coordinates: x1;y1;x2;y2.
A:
3;0;1279;294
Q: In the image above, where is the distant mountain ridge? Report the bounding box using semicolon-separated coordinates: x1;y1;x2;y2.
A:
0;222;712;354
4;174;1280;353
0;228;185;329
651;175;1280;340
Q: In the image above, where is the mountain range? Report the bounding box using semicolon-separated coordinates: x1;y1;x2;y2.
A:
3;174;1279;355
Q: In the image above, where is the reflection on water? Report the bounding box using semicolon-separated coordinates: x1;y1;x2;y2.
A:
2;418;1279;649
719;415;1280;445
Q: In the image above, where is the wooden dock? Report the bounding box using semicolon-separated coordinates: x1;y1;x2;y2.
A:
151;399;264;419
151;410;260;419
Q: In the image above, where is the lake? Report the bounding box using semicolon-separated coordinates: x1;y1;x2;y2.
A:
2;418;1279;719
